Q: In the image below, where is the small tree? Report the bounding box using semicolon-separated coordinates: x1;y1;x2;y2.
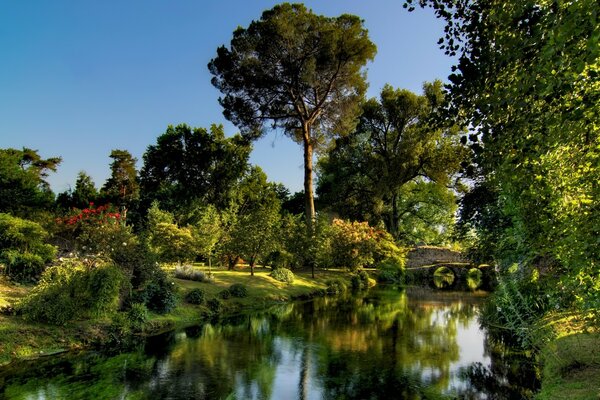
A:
146;202;197;264
230;205;281;276
101;149;139;218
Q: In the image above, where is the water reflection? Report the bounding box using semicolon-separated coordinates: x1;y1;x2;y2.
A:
0;288;538;399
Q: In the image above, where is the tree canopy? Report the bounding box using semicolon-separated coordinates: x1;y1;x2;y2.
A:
0;148;61;217
209;3;377;223
139;124;251;214
318;82;465;242
407;0;599;313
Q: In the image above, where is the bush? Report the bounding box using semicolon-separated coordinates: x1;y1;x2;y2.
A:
351;270;372;291
185;288;206;305
229;283;248;298
174;265;211;282
207;298;223;314
325;278;348;295
219;289;231;299
19;259;123;325
137;270;177;314
270;268;295;284
376;258;405;284
127;303;149;330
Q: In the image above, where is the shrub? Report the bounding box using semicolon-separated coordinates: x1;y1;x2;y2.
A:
325;278;348;295
174;265;210;282
186;289;206;305
137;270;177;314
229;283;248;298
127;303;149;330
207;298;223;314
376;258;405;284
219;289;231;299
19;259;123;325
351;270;372;291
329;219;404;271
270;268;295;284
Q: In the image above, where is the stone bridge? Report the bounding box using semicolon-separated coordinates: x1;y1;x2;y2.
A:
405;263;496;291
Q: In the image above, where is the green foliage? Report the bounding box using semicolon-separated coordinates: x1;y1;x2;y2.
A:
0;213;56;282
0;147;61;216
136;270;177;314
376;258;405;284
408;0;600;328
56;171;98;210
350;270;371;291
228;283;248;298
127;303;149;330
317;82;465;242
207;298;223;314
219;289;231;299
222;166;282;276
101;149;139;211
479;269;552;348
209;3;376;220
278;213;334;273
149;222;197;264
185;289;206;305
269;268;295;284
19;259;123;325
139;124;251;212
265;250;294;270
325;278;348;295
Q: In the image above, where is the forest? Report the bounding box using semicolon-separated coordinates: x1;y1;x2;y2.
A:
0;1;598;398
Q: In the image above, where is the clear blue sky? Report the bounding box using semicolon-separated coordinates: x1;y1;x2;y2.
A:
0;1;452;194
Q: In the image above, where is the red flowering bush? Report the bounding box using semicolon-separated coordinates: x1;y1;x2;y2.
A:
57;202;122;227
55;203;131;258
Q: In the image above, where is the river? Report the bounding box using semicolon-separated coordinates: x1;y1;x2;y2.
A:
0;287;539;399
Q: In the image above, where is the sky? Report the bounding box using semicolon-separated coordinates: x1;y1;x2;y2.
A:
0;0;453;194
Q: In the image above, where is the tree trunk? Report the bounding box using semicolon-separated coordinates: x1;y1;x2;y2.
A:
302;125;316;226
250;260;255;276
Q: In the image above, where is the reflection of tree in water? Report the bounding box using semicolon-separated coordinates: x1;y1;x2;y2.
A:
0;289;537;399
456;337;540;400
267;289;484;399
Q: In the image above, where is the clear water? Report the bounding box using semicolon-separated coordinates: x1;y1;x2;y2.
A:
0;287;539;399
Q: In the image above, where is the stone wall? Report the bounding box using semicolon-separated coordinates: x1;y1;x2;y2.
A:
406;246;468;268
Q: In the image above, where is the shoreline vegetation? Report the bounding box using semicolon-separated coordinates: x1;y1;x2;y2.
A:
0;265;352;367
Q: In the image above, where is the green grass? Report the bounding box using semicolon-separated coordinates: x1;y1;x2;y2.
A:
535;312;600;399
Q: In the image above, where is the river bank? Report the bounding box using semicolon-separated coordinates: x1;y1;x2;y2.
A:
0;267;342;366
